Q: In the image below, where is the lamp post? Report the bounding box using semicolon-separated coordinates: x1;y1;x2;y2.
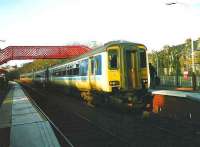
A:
165;2;195;71
156;52;159;77
191;39;195;72
175;54;180;87
165;1;196;90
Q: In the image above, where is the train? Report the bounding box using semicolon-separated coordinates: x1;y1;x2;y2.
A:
20;41;150;109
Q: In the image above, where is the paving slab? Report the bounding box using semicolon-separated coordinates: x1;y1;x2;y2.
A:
12;112;44;125
11;121;60;147
0;81;60;147
12;104;36;115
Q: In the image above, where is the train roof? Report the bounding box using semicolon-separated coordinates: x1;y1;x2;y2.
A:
51;40;147;68
21;41;147;73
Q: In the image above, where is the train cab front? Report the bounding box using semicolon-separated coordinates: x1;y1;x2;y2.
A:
107;42;150;110
107;47;121;92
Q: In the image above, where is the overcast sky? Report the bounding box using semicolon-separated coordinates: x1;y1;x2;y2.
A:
1;0;200;66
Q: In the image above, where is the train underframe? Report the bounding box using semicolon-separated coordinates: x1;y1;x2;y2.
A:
32;80;152;111
80;88;152;111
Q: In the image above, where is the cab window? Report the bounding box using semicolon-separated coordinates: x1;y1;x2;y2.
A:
108;50;118;69
140;51;147;68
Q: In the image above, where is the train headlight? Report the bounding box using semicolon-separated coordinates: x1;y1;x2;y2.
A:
109;81;120;86
142;79;148;84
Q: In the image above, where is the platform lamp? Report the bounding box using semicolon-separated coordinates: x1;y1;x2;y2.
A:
0;40;6;43
165;1;195;71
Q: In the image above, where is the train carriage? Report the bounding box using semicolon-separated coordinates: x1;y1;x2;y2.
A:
20;41;149;107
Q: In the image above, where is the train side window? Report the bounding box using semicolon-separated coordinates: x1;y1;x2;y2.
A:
54;69;62;77
65;67;68;76
59;71;61;76
108;50;118;69
140;51;147;68
62;70;66;76
91;58;95;75
66;66;71;76
69;68;72;76
80;59;88;76
73;63;79;76
73;68;78;75
95;55;102;75
63;70;66;76
68;65;73;76
55;71;59;76
75;63;80;75
36;75;41;78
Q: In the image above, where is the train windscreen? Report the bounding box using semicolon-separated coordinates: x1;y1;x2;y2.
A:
140;51;147;68
108;50;118;69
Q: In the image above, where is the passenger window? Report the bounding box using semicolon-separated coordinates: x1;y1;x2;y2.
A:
74;63;80;75
36;75;41;78
108;50;118;69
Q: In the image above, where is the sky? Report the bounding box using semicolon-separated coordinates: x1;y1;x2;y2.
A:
1;0;200;66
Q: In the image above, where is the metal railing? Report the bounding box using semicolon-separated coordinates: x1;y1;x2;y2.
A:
159;76;200;89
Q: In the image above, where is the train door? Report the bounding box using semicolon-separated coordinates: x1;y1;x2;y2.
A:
89;57;95;89
125;51;140;89
89;55;102;90
107;47;121;92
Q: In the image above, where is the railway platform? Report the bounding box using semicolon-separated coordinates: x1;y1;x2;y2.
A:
0;81;60;147
149;89;200;101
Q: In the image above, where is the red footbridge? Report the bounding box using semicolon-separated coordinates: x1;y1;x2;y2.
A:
0;45;91;65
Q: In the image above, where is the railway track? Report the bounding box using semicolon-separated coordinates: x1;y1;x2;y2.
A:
21;83;200;147
148;114;200;144
21;83;130;147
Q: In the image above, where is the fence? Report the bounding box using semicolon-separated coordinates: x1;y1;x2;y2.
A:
159;76;200;89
